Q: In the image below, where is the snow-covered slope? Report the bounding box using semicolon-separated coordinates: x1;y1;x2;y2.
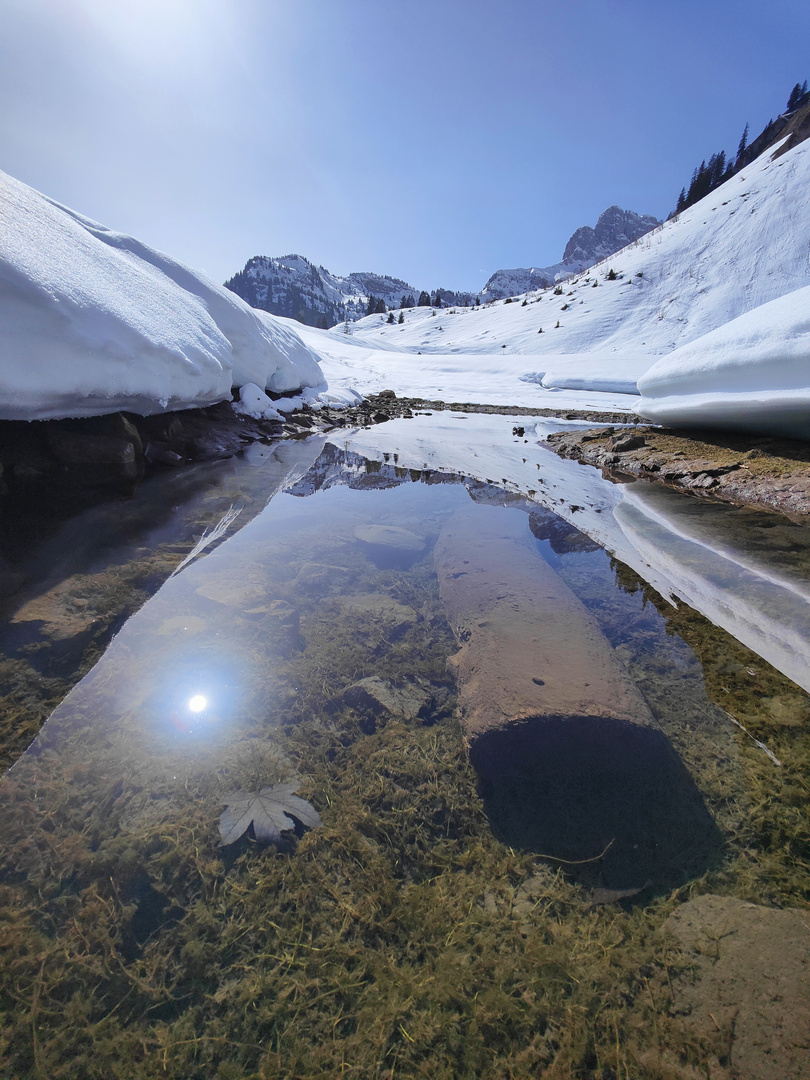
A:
481;206;661;299
295;317;645;411
345;136;810;362
3;129;808;434
294;135;809;435
0;171;324;421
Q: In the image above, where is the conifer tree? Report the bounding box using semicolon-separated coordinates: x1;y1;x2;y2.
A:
736;122;749;162
787;82;805;110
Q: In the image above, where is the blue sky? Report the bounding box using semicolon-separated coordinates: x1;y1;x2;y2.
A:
2;0;808;291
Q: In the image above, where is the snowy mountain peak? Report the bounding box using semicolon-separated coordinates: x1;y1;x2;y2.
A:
225;254;425;329
331;135;810;379
562;205;661;265
225;254;482;328
482;205;661;299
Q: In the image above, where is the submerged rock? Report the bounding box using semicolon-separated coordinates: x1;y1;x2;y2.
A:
343;675;432;721
195;565;270;608
293;561;353;594
336;593;418;640
662;894;810;1080
354;524;424;551
435;506;655;742
156;615;208;637
354;524;426;569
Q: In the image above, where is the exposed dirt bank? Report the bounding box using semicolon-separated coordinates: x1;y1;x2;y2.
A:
545;424;810;521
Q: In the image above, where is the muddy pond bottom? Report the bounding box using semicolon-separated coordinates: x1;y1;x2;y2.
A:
0;441;808;1080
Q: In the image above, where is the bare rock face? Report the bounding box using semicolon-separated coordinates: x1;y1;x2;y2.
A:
562;205;660;267
482;205;660;298
434;506;720;888
46;413;144;485
662;894;810;1080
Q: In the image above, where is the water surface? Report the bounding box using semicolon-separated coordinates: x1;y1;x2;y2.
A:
0;425;807;1079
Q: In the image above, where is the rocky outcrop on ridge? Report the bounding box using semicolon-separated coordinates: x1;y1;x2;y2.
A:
481;205;661;298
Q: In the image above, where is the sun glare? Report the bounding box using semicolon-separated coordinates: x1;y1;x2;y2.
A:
188;694;207;714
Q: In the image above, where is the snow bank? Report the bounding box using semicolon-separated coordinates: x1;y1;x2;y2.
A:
521;355;646;395
295;322;642;412
636;286;810;439
233;383;284;421
0;170;323;420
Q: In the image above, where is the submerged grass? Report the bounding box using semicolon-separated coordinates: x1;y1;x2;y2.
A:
606;558;810;908
0;471;808;1078
0;709;692;1080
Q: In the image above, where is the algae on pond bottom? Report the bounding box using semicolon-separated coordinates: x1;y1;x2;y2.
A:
0;457;808;1080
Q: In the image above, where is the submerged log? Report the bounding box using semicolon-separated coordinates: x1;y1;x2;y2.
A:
435;506;655;741
434;505;720;889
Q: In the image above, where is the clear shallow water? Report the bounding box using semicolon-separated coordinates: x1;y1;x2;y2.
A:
0;438;325;770
0;433;808;1078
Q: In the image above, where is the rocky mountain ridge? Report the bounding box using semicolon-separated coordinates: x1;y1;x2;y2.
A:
480;206;661;300
224;204;660;327
224;255;478;329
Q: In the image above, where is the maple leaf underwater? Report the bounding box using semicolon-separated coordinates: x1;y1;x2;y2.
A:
219;782;322;846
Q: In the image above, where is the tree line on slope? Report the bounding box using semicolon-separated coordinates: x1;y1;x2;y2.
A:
364;289;482;317
674;80;809;216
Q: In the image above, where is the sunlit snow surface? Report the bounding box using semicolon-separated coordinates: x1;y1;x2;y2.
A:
294;327;644;412
637;285;810;439
2;134;809;433
0;169;324;420
296;135;810;436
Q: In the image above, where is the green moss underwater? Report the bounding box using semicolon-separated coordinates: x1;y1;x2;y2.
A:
0;459;808;1080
